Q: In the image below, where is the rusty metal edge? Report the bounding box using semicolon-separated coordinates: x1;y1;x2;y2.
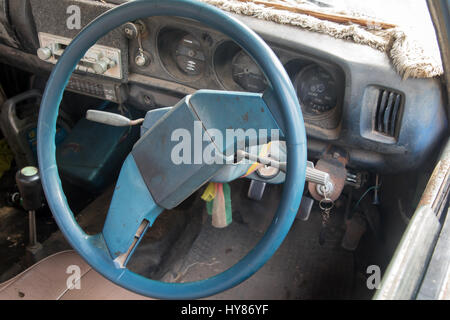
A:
375;138;450;300
374;206;440;300
418;138;450;219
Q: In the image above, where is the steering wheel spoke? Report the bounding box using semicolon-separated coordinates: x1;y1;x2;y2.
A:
102;155;164;267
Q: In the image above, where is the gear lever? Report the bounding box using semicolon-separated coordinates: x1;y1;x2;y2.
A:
16;167;43;256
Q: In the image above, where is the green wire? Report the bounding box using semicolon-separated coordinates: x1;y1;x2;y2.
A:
353;185;379;211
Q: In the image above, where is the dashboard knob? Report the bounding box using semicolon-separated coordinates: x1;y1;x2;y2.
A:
123;22;139;39
92;59;109;74
37;47;52;61
135;52;150;67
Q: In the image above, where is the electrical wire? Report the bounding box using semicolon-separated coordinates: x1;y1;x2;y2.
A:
353;185;380;211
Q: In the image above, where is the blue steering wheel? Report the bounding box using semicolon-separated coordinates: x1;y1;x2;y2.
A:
37;0;307;299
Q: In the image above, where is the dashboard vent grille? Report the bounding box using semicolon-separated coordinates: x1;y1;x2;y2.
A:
374;89;403;137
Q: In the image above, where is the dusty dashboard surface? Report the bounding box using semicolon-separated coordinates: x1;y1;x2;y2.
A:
0;0;447;173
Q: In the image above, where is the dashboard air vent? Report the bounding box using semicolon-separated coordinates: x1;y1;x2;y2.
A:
374;89;403;137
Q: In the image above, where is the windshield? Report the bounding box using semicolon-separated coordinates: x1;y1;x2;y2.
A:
258;0;439;59
290;1;435;31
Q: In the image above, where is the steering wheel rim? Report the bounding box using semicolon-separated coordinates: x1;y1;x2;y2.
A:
37;0;307;299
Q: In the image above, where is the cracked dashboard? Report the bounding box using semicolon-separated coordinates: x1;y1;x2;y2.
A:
0;0;447;173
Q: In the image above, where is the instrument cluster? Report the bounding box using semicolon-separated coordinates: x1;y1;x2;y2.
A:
126;17;345;131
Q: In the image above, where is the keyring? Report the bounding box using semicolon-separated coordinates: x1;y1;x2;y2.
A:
319;198;335;212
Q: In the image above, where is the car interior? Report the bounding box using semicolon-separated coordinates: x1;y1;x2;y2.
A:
0;0;448;300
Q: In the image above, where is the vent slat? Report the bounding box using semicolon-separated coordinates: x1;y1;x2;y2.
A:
374;88;402;138
383;92;396;133
377;91;389;133
389;94;402;137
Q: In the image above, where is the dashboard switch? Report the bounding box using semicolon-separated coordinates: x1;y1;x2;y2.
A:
38;32;123;79
37;47;52;60
135;52;150;67
37;43;61;61
92;57;116;75
123;22;140;39
93;59;109;74
123;21;146;39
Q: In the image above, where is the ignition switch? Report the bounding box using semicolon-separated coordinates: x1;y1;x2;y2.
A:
309;149;348;202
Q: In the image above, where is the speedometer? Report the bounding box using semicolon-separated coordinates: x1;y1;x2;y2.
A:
231;51;267;93
296;65;338;116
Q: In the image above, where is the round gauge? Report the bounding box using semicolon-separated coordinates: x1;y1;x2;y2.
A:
174;34;206;76
296;65;338;116
231;51;267;93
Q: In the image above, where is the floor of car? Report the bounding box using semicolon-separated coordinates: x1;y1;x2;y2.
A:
165;208;360;300
1;180;374;300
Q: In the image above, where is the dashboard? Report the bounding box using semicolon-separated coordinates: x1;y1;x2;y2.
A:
128;16;344;132
0;0;447;173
